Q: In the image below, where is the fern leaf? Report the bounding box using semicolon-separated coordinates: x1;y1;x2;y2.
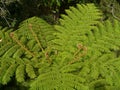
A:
30;71;88;90
13;48;25;58
78;53;120;89
25;64;36;79
3;45;20;58
0;28;13;46
31;43;41;52
2;62;17;84
53;3;120;59
16;16;56;48
52;4;102;64
0;17;56;86
0;57;17;84
19;36;28;44
16;64;25;83
88;19;120;55
0;59;10;83
0;43;14;56
60;62;83;73
26;40;36;50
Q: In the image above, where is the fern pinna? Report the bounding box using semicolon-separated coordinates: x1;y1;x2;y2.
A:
1;3;120;90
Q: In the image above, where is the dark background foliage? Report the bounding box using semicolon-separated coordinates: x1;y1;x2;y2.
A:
0;0;120;28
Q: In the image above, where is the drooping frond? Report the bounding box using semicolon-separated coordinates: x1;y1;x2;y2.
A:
30;63;88;90
79;53;120;89
86;19;120;55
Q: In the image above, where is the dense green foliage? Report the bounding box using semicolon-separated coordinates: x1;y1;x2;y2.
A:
0;3;120;90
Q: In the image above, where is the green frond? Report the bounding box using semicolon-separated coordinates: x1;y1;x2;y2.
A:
86;19;120;55
30;70;88;90
0;16;56;59
60;62;83;73
78;53;120;89
53;3;120;61
0;16;56;85
0;28;13;46
52;4;102;64
16;16;56;48
15;57;38;83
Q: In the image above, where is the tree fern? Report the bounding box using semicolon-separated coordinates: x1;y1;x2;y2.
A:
1;3;120;90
